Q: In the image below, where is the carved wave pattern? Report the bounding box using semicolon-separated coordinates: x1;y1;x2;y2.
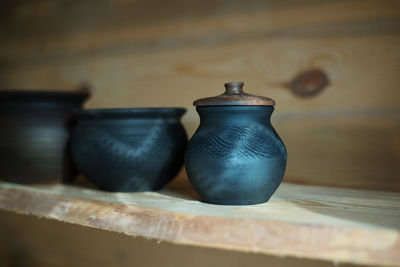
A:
189;126;284;159
73;123;173;164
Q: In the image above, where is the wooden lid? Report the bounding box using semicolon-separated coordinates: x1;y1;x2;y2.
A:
193;82;275;106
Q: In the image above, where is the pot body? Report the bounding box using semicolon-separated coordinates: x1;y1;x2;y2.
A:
0;91;88;184
185;105;287;205
71;108;187;192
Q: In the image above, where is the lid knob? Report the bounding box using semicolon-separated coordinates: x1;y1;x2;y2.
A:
224;82;244;95
193;82;275;106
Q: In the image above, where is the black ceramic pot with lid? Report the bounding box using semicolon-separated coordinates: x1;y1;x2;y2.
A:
184;82;287;205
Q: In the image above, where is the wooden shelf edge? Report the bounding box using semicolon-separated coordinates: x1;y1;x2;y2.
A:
0;183;399;266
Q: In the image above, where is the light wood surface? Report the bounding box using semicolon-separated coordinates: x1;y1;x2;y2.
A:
0;180;399;266
0;211;359;267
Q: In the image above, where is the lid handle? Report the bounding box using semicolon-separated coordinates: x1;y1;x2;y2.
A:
193;81;275;106
224;82;244;95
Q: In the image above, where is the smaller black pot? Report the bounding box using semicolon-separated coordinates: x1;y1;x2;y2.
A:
71;108;187;192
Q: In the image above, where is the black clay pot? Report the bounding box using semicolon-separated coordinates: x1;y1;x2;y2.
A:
0;90;89;184
70;108;187;192
184;83;287;205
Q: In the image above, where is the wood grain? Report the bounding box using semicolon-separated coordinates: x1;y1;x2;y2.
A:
1;35;399;111
279;116;400;191
0;0;399;64
0;181;399;266
0;211;359;267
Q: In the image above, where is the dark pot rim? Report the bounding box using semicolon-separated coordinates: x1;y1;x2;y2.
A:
74;107;186;119
0;90;90;104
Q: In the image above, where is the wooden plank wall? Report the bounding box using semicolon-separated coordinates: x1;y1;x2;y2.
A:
0;0;399;191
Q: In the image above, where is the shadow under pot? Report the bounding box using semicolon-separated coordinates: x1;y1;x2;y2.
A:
185;82;287;205
71;108;187;192
0;90;89;184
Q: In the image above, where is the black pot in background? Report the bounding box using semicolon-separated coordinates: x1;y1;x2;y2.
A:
70;108;187;192
0;90;89;184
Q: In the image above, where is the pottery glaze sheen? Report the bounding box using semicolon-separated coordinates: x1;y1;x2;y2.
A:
184;82;287;205
71;108;187;192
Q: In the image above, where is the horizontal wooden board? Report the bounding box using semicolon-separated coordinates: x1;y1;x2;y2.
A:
1;35;399;112
0;210;359;267
278;116;400;191
0;181;399;266
0;0;399;64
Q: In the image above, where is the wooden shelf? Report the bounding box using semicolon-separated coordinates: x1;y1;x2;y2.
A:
0;178;399;266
